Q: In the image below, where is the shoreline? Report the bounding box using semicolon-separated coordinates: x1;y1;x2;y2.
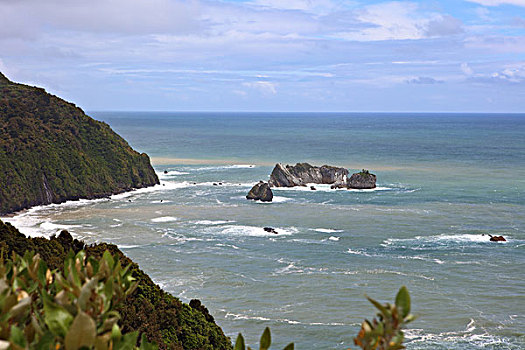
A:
0;182;166;226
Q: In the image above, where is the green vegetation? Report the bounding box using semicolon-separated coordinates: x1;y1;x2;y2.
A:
0;220;232;350
233;328;293;350
0;72;159;215
358;169;371;177
353;286;415;350
0;248;157;350
230;288;414;350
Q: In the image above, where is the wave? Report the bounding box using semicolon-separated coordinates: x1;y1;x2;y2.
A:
224;312;348;326
151;216;178;223
328;236;340;241
194;220;236;225
346;248;377;257
272;184;395;192
404;323;524;349
111;181;188;199
383;233;510;250
218;225;297;237
183;164;256;172
216;243;240;250
117;244;143;249
251;196;292;204
313;228;343;233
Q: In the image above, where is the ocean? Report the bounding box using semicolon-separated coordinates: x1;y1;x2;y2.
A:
3;112;525;349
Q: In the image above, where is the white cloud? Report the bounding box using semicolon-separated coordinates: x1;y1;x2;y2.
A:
461;62;474;75
466;0;525;6
465;35;525;52
490;63;525;82
249;0;352;15
242;81;277;94
0;0;200;38
331;2;462;41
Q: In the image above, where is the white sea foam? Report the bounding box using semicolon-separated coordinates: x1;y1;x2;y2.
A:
157;170;190;179
328;236;340;241
218;225;297;237
151;216;178;223
272;184;393;192
117;244;142;249
111;181;188;200
405;325;517;348
216;243;240;250
1;210;87;237
365;269;435;280
252;196;292;204
384;233;505;247
39;221;82;232
313;228;343;233
346;248;376;257
187;164;256;172
224;312;347;326
194;220;235;225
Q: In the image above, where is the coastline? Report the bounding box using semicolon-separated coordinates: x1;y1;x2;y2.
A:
0;181;172;236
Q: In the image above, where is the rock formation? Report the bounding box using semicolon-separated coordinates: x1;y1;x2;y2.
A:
263;227;279;234
347;169;377;189
488;234;506;242
268;163;348;187
246;181;273;202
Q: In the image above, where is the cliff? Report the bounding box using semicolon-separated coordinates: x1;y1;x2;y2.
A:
0;219;232;349
0;72;159;215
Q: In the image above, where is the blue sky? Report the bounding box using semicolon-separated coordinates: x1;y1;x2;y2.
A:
1;0;524;112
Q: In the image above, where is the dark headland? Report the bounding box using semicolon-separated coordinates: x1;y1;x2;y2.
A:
0;73;232;349
0;72;159;215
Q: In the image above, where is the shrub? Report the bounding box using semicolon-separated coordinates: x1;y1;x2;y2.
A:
0;249;157;350
353;286;416;350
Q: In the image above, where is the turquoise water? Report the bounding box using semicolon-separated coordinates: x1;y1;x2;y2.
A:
5;113;525;349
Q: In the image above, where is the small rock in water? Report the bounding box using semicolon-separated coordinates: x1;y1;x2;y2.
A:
489;234;506;242
164;170;168;174
213;183;218;186
310;186;316;190
347;169;376;189
219;182;223;185
246;182;273;202
263;227;278;234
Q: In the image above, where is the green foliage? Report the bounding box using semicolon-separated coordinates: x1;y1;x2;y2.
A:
0;221;232;350
359;169;371;177
0;249;156;350
233;327;293;350
0;73;159;215
353;286;416;350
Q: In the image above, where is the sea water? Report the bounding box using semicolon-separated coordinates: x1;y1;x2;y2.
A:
3;113;525;349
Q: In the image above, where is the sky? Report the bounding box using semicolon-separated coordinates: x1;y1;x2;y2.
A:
1;0;525;112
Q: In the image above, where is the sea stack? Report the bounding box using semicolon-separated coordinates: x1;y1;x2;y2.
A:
268;163;348;187
246;181;273;202
347;169;377;189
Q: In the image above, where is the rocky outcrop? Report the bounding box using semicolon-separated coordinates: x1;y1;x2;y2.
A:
246;181;273;201
263;227;279;234
488;235;506;242
0;72;159;215
269;163;348;187
347;170;377;189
